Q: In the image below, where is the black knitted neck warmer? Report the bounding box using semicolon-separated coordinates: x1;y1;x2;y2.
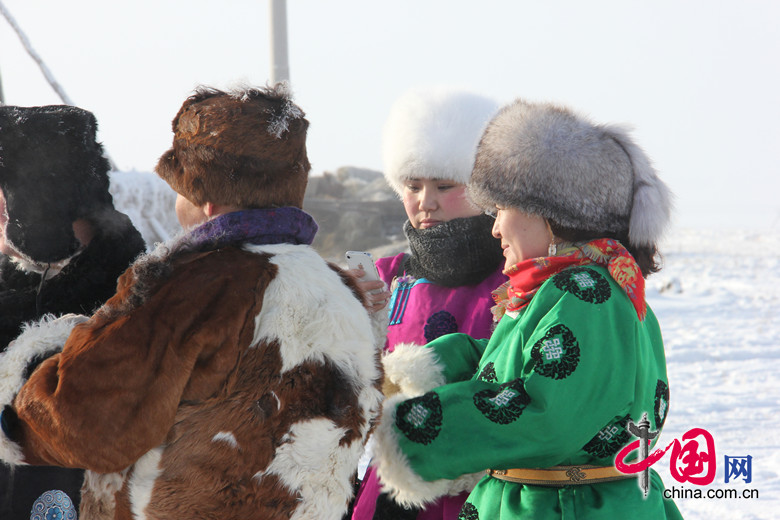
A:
403;214;503;287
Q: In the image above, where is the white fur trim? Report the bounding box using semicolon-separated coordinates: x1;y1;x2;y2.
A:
372;394;482;507
265;418;366;520
128;446;164;520
0;313;87;465
383;343;446;396
382;87;499;196
0;313;87;407
6;247;72;276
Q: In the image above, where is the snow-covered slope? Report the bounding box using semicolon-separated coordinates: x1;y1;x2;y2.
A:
646;228;778;519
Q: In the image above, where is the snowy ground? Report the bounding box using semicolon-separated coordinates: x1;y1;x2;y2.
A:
646;228;779;519
109;172;777;519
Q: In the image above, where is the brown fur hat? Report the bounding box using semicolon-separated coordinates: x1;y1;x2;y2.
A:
155;84;311;209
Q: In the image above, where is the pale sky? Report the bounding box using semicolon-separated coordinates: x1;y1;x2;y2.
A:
1;0;778;230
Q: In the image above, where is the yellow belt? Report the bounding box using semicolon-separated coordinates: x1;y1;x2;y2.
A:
486;465;632;486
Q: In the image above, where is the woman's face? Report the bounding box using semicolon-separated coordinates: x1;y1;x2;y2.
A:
491;206;550;269
402;178;481;229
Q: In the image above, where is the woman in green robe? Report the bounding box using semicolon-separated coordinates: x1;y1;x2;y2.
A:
371;99;684;519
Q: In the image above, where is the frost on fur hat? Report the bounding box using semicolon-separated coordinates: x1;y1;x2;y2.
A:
382;87;499;197
0;105;113;263
470;100;672;247
156;84;311;209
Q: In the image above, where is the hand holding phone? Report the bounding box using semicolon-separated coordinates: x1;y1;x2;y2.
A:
345;251;381;282
345;251;389;312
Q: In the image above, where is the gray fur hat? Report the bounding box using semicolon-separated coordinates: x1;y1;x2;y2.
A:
382;87;499;197
469;100;672;247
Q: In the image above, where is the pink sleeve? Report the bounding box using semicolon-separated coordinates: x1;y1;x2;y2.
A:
375;253;404;287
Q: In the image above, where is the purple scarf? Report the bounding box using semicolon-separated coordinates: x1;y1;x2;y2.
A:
189;207;318;250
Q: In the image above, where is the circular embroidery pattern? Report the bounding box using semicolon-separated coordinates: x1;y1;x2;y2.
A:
31;490;77;520
655;379;670;428
424;311;458;342
478;362;498;383
458;502;479;520
396;392;443;445
473;378;531;424
553;267;611;304
530;324;580;380
583;414;632;459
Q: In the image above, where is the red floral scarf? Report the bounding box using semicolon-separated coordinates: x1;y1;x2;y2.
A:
491;238;646;322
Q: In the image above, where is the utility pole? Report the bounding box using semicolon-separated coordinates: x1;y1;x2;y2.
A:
0;0;120;169
269;0;290;84
0;0;74;106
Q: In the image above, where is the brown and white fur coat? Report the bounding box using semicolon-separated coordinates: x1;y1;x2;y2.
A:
0;237;384;520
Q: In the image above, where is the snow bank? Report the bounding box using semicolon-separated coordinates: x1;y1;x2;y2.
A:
109;170;179;249
646;228;779;520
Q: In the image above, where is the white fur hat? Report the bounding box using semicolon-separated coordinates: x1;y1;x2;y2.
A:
469;100;672;247
382;87;500;197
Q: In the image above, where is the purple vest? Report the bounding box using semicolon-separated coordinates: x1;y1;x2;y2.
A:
378;252;506;351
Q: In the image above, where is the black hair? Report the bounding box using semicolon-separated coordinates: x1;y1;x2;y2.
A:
549;223;662;278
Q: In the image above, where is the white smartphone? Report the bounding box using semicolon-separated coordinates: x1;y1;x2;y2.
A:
345;251;381;282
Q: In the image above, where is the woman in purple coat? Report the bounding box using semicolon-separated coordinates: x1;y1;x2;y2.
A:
351;88;506;520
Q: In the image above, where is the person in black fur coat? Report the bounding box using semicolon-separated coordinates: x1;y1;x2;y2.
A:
0;105;146;520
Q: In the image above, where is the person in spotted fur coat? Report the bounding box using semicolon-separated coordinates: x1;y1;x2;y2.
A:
0;86;382;520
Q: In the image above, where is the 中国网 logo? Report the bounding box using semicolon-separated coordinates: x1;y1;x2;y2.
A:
614;412;753;497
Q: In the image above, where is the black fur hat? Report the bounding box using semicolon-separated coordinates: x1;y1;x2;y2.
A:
0;105;113;263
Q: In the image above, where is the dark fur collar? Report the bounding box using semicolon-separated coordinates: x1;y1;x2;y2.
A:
0;211;145;350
